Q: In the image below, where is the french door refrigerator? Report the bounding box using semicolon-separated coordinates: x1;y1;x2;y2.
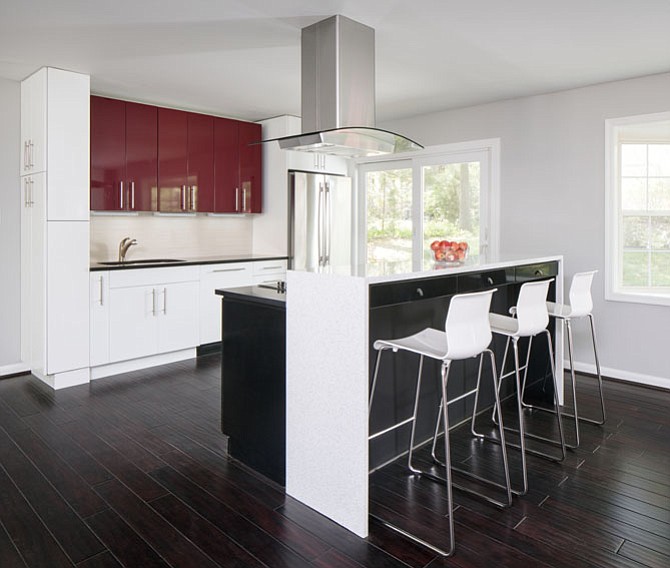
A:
288;170;353;271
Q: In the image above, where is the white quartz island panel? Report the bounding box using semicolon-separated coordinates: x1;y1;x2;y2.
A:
286;255;562;538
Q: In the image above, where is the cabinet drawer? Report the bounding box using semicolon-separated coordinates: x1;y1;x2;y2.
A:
200;262;253;284
370;276;457;308
458;269;514;292
515;262;559;282
252;259;287;276
109;265;199;288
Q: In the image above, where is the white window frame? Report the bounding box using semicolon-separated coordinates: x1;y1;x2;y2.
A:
605;112;670;307
356;138;500;271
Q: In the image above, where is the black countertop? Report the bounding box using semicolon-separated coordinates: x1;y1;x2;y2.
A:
216;285;286;308
90;254;288;272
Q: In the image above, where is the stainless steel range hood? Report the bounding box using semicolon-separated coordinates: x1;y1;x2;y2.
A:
271;15;422;157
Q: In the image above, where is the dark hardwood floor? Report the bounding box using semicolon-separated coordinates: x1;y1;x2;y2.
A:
0;354;668;567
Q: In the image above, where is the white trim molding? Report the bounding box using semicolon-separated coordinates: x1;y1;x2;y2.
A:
0;362;30;378
605;111;670;307
568;359;669;391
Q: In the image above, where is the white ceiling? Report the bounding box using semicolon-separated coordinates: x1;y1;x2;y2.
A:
1;0;669;124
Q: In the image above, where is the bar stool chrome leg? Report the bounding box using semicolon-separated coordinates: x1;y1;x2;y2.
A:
430;350;513;506
560;314;606;425
369;348;424;475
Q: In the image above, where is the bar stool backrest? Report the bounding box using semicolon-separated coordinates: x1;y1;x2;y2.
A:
515;279;553;337
444;288;496;360
568;270;597;317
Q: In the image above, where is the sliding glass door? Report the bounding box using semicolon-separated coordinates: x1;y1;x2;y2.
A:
360;142;496;272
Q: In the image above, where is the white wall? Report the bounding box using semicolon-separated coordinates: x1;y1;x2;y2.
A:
252;115;295;257
382;72;670;388
0;78;22;374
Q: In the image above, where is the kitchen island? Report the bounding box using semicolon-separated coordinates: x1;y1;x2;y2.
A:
216;285;286;485
285;255;562;538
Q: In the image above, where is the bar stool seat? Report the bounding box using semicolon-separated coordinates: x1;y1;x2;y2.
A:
368;288;512;557
481;278;567;497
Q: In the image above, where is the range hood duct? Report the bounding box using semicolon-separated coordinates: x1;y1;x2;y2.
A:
272;15;422;157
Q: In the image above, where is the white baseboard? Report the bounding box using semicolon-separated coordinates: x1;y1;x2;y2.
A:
91;348;196;380
0;362;30;378
567;360;669;391
32;367;91;390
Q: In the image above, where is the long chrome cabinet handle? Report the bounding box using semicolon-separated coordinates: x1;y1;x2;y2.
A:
30;140;34;168
98;276;104;306
212;267;246;273
131;181;135;209
151;288;156;316
30;178;34;206
24;178;28;207
120;181;124;209
317;183;324;266
190;185;196;211
162;287;167;314
235;187;240;212
325;182;331;264
181;185;187;211
23;141;29;171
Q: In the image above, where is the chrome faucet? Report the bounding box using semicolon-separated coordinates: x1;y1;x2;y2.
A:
118;237;138;262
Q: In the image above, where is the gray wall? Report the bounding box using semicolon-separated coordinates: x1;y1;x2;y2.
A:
0;77;21;372
383;72;670;388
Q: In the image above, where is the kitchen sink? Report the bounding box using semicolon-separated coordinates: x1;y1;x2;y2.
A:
98;259;187;266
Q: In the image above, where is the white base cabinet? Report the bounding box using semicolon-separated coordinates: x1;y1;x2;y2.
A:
199;262;253;345
108;267;199;363
90;259;286;377
90;272;110;367
198;259;287;344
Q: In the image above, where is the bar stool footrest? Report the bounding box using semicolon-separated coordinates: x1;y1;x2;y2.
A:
418;468;512;509
369;513;453;557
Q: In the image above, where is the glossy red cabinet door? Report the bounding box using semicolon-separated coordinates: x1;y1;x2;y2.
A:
187;113;214;212
239;121;262;213
157;108;188;212
213;117;239;213
90;97;125;210
126;102;157;211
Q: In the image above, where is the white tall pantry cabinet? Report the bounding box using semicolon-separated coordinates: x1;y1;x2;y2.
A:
20;67;91;389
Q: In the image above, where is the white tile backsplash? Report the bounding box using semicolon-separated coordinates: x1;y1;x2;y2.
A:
90;213;253;262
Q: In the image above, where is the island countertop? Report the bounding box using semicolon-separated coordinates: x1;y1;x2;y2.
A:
293;253;562;284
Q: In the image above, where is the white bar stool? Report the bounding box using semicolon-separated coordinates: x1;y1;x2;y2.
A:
530;270;605;448
483;279;566;496
368;288;512;557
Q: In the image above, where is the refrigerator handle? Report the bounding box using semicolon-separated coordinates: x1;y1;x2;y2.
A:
324;181;331;265
317;182;324;266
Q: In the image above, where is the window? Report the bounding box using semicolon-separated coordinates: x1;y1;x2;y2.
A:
359;140;499;274
606;113;670;305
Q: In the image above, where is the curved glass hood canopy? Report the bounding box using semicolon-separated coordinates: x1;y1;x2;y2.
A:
272;126;423;158
264;15;423;158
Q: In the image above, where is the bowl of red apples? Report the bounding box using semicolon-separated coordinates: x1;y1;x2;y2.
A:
430;240;468;264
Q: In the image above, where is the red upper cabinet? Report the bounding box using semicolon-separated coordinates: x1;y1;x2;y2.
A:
90;97;125;210
213;118;262;213
239;121;262;213
213;117;239;213
157;107;188;212
187;112;214;212
125;102;158;211
92;97;258;214
90;96;157;211
158;108;213;212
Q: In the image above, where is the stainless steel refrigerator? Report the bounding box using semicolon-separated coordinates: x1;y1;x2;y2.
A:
288;170;353;271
